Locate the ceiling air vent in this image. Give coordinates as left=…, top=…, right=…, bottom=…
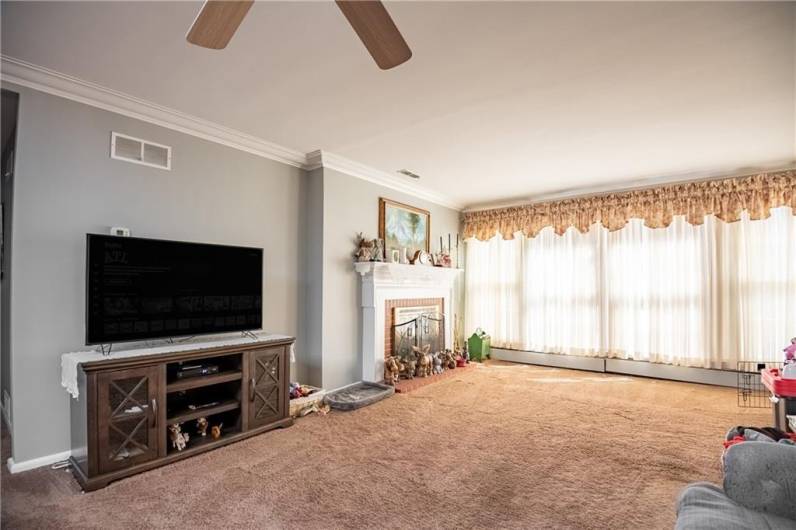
left=110, top=132, right=171, bottom=170
left=397, top=169, right=420, bottom=179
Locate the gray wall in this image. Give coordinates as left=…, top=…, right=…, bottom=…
left=300, top=167, right=324, bottom=387
left=4, top=82, right=306, bottom=463
left=319, top=168, right=462, bottom=390
left=2, top=82, right=464, bottom=462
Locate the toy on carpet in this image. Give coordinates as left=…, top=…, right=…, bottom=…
left=299, top=402, right=331, bottom=417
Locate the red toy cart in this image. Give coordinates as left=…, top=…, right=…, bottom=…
left=761, top=368, right=796, bottom=432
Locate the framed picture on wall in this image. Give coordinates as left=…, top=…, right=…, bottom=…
left=379, top=198, right=430, bottom=260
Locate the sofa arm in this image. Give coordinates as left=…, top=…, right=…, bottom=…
left=723, top=441, right=796, bottom=521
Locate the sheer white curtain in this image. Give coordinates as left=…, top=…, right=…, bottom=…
left=604, top=216, right=716, bottom=366
left=465, top=207, right=796, bottom=368
left=522, top=226, right=601, bottom=356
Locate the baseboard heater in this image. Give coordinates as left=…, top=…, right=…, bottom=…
left=491, top=348, right=738, bottom=388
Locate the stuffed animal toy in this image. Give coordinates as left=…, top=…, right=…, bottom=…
left=456, top=352, right=467, bottom=368
left=443, top=349, right=457, bottom=369
left=432, top=352, right=444, bottom=374
left=168, top=423, right=188, bottom=451
left=196, top=417, right=208, bottom=437
left=412, top=345, right=433, bottom=377
left=383, top=355, right=402, bottom=386
left=784, top=337, right=796, bottom=364
left=210, top=423, right=223, bottom=440
left=401, top=358, right=417, bottom=379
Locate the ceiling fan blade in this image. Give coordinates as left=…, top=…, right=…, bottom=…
left=186, top=0, right=254, bottom=50
left=335, top=1, right=412, bottom=70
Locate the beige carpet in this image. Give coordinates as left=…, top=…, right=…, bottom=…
left=1, top=362, right=769, bottom=529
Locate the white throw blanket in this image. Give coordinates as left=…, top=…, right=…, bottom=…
left=61, top=332, right=295, bottom=399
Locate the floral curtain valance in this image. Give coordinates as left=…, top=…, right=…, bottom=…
left=462, top=170, right=796, bottom=241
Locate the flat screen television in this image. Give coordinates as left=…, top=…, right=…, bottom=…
left=86, top=234, right=263, bottom=345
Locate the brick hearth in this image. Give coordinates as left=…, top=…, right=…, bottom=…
left=393, top=362, right=476, bottom=393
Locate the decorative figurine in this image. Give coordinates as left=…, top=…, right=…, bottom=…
left=401, top=358, right=417, bottom=379
left=168, top=423, right=188, bottom=451
left=372, top=238, right=385, bottom=262
left=432, top=352, right=444, bottom=374
left=443, top=349, right=457, bottom=369
left=456, top=351, right=467, bottom=368
left=412, top=345, right=433, bottom=377
left=196, top=417, right=208, bottom=437
left=210, top=423, right=223, bottom=440
left=354, top=233, right=375, bottom=262
left=384, top=355, right=402, bottom=386
left=434, top=252, right=452, bottom=268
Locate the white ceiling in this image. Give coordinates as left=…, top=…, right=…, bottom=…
left=2, top=1, right=794, bottom=209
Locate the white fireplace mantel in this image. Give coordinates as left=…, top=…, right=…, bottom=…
left=355, top=262, right=462, bottom=382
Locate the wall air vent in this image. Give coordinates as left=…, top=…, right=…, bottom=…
left=110, top=132, right=171, bottom=170
left=397, top=169, right=420, bottom=179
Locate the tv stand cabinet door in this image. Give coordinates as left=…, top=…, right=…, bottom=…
left=96, top=366, right=161, bottom=474
left=247, top=346, right=286, bottom=429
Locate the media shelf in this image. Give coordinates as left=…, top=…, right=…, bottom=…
left=69, top=337, right=293, bottom=491
left=166, top=371, right=243, bottom=393
left=167, top=399, right=240, bottom=425
left=166, top=407, right=241, bottom=456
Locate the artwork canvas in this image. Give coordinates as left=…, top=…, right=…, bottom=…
left=379, top=198, right=430, bottom=259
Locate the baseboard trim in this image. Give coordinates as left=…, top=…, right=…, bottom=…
left=492, top=348, right=737, bottom=388
left=604, top=359, right=737, bottom=388
left=493, top=348, right=606, bottom=372
left=7, top=450, right=71, bottom=474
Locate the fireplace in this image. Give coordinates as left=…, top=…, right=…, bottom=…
left=355, top=262, right=462, bottom=382
left=385, top=299, right=444, bottom=359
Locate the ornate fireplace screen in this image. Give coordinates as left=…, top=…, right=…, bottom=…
left=392, top=309, right=445, bottom=358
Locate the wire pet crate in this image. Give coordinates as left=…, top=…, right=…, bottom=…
left=737, top=361, right=784, bottom=408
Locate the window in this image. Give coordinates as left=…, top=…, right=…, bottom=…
left=465, top=208, right=796, bottom=368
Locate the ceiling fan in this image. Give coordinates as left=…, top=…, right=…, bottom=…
left=186, top=0, right=412, bottom=70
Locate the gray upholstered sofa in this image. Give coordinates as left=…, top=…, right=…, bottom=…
left=676, top=441, right=796, bottom=529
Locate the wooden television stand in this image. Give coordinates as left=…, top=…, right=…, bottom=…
left=69, top=337, right=294, bottom=491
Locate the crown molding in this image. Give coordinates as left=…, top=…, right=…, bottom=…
left=1, top=55, right=307, bottom=168
left=305, top=150, right=465, bottom=210
left=462, top=161, right=796, bottom=212
left=1, top=55, right=463, bottom=211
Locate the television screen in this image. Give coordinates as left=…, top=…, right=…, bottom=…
left=86, top=234, right=262, bottom=345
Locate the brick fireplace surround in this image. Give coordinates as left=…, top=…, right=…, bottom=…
left=384, top=298, right=444, bottom=359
